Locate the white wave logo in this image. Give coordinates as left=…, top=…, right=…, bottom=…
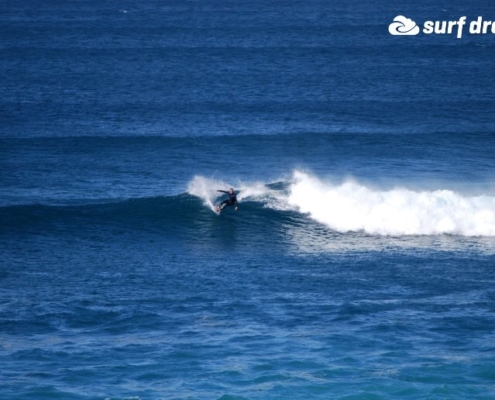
left=389, top=15, right=420, bottom=36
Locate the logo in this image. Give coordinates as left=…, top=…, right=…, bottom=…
left=389, top=15, right=495, bottom=38
left=389, top=15, right=420, bottom=36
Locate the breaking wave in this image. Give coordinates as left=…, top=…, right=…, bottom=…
left=4, top=171, right=494, bottom=239
left=287, top=171, right=495, bottom=236
left=189, top=171, right=495, bottom=237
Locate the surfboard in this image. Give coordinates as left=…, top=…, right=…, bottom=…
left=210, top=202, right=222, bottom=215
left=203, top=197, right=219, bottom=214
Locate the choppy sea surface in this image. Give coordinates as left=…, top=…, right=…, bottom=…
left=1, top=1, right=495, bottom=399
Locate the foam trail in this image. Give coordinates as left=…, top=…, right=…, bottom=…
left=288, top=171, right=495, bottom=236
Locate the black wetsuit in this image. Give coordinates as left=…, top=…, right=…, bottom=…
left=218, top=190, right=238, bottom=210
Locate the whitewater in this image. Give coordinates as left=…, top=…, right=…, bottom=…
left=188, top=171, right=495, bottom=237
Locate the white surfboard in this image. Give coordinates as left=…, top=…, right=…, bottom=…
left=205, top=198, right=220, bottom=214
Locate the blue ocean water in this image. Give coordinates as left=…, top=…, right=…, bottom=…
left=1, top=1, right=495, bottom=399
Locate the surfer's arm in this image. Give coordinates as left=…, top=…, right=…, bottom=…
left=217, top=190, right=228, bottom=194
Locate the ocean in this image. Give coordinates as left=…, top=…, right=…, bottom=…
left=1, top=1, right=495, bottom=399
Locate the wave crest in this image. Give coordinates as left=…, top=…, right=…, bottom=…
left=288, top=171, right=495, bottom=236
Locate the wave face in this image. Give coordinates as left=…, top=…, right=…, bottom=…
left=287, top=171, right=495, bottom=236
left=187, top=171, right=495, bottom=237
left=3, top=171, right=495, bottom=240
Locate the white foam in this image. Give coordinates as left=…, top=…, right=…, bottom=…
left=187, top=176, right=227, bottom=211
left=187, top=176, right=276, bottom=211
left=188, top=172, right=495, bottom=237
left=288, top=171, right=495, bottom=236
left=235, top=182, right=269, bottom=202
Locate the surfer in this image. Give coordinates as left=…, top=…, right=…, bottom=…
left=216, top=188, right=238, bottom=212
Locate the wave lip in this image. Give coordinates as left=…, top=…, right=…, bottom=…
left=288, top=171, right=495, bottom=237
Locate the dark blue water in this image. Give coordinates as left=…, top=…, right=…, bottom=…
left=1, top=1, right=495, bottom=399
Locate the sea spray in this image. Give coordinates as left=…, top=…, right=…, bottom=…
left=187, top=175, right=280, bottom=209
left=187, top=176, right=228, bottom=210
left=188, top=172, right=495, bottom=237
left=288, top=171, right=495, bottom=236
